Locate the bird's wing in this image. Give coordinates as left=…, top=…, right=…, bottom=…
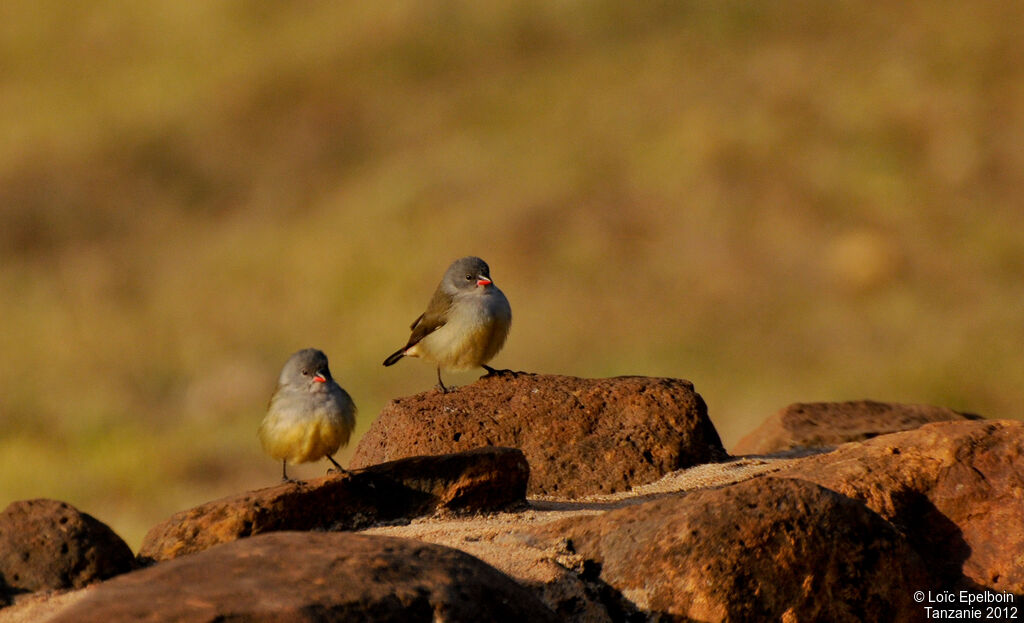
left=408, top=313, right=424, bottom=331
left=404, top=288, right=451, bottom=348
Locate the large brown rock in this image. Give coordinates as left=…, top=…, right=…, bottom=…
left=139, top=446, right=528, bottom=563
left=0, top=499, right=134, bottom=599
left=351, top=373, right=725, bottom=497
left=775, top=419, right=1024, bottom=593
left=51, top=532, right=558, bottom=623
left=732, top=400, right=983, bottom=455
left=534, top=478, right=934, bottom=622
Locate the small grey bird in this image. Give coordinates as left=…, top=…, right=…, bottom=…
left=383, top=256, right=512, bottom=392
left=258, top=348, right=357, bottom=481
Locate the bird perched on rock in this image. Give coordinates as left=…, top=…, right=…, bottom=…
left=258, top=348, right=356, bottom=481
left=383, top=256, right=512, bottom=392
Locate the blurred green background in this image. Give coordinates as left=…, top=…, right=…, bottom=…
left=1, top=1, right=1022, bottom=549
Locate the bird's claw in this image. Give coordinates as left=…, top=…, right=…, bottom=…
left=481, top=366, right=516, bottom=378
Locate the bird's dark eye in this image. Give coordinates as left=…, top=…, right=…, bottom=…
left=301, top=369, right=309, bottom=376
left=465, top=274, right=473, bottom=281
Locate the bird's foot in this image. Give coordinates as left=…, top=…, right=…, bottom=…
left=481, top=365, right=517, bottom=378
left=434, top=367, right=453, bottom=393
left=326, top=456, right=348, bottom=476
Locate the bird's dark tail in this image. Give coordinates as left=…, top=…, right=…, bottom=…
left=383, top=349, right=406, bottom=366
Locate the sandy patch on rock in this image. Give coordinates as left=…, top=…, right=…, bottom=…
left=360, top=456, right=806, bottom=586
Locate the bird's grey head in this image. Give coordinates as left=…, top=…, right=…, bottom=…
left=443, top=256, right=495, bottom=294
left=279, top=348, right=333, bottom=390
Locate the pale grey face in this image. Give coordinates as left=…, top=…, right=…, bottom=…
left=443, top=256, right=494, bottom=294
left=279, top=348, right=333, bottom=391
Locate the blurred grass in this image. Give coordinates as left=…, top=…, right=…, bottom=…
left=1, top=1, right=1022, bottom=549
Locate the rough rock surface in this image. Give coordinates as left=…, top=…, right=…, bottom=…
left=51, top=532, right=558, bottom=623
left=361, top=457, right=811, bottom=623
left=776, top=419, right=1024, bottom=593
left=733, top=399, right=983, bottom=455
left=351, top=372, right=726, bottom=497
left=534, top=477, right=934, bottom=623
left=0, top=499, right=134, bottom=599
left=139, top=446, right=528, bottom=563
left=7, top=399, right=1020, bottom=623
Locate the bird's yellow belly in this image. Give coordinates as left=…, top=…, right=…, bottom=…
left=412, top=323, right=493, bottom=370
left=258, top=412, right=348, bottom=464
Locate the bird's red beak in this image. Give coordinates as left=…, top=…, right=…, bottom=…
left=313, top=373, right=327, bottom=383
left=477, top=278, right=492, bottom=286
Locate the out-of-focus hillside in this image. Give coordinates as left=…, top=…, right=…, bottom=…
left=1, top=1, right=1022, bottom=548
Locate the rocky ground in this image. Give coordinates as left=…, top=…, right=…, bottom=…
left=1, top=373, right=1021, bottom=622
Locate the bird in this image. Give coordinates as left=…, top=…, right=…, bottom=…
left=383, top=256, right=512, bottom=392
left=258, top=348, right=357, bottom=481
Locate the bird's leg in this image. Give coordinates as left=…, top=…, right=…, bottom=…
left=435, top=367, right=450, bottom=393
left=281, top=459, right=293, bottom=483
left=326, top=455, right=348, bottom=475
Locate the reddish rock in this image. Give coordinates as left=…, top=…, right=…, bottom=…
left=535, top=478, right=934, bottom=622
left=351, top=373, right=725, bottom=497
left=732, top=400, right=982, bottom=455
left=0, top=499, right=134, bottom=596
left=138, top=446, right=528, bottom=563
left=775, top=419, right=1024, bottom=593
left=51, top=532, right=558, bottom=622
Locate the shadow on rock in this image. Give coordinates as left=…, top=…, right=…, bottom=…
left=138, top=446, right=529, bottom=563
